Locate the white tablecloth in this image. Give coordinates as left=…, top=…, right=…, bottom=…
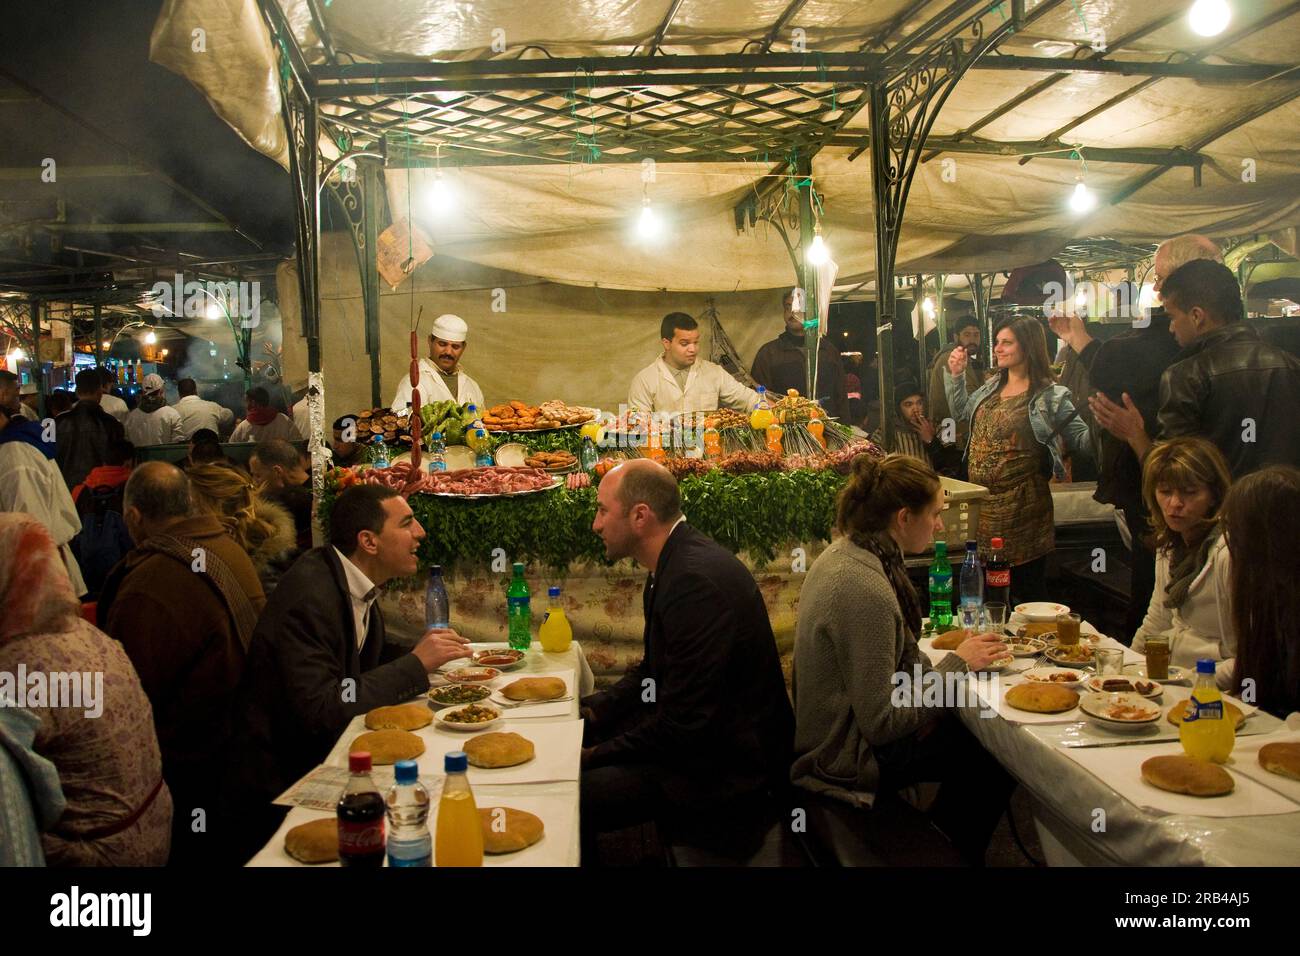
left=246, top=642, right=588, bottom=867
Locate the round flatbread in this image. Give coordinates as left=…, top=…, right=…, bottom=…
left=479, top=807, right=545, bottom=854
left=1258, top=742, right=1300, bottom=781
left=1166, top=699, right=1245, bottom=728
left=1141, top=754, right=1234, bottom=796
left=1005, top=682, right=1079, bottom=714
left=284, top=818, right=339, bottom=864
left=364, top=702, right=433, bottom=731
left=932, top=628, right=972, bottom=651
left=349, top=729, right=425, bottom=765
left=502, top=677, right=566, bottom=701
left=464, top=732, right=535, bottom=769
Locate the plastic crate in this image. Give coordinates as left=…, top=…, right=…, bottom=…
left=938, top=475, right=988, bottom=551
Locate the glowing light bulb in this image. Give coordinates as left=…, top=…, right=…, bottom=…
left=1069, top=181, right=1096, bottom=214
left=101, top=340, right=111, bottom=349
left=428, top=169, right=456, bottom=215
left=1188, top=0, right=1231, bottom=37
left=144, top=330, right=157, bottom=345
left=637, top=197, right=662, bottom=240
left=6, top=348, right=26, bottom=365
left=806, top=233, right=829, bottom=266
left=922, top=297, right=935, bottom=317
left=205, top=300, right=224, bottom=320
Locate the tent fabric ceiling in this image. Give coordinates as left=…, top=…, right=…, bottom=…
left=150, top=0, right=1300, bottom=290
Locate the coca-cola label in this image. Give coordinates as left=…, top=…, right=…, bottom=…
left=339, top=819, right=385, bottom=854
left=986, top=569, right=1010, bottom=587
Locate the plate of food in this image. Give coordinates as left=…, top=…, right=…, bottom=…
left=471, top=647, right=527, bottom=670
left=1020, top=667, right=1088, bottom=688
left=435, top=703, right=503, bottom=732
left=1085, top=675, right=1162, bottom=698
left=1078, top=692, right=1162, bottom=727
left=1044, top=643, right=1095, bottom=666
left=1123, top=662, right=1189, bottom=684
left=975, top=654, right=1016, bottom=672
left=1014, top=601, right=1070, bottom=622
left=444, top=666, right=502, bottom=684
left=1005, top=638, right=1047, bottom=658
left=428, top=684, right=493, bottom=707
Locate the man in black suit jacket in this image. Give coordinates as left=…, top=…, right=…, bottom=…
left=581, top=460, right=794, bottom=851
left=224, top=484, right=469, bottom=856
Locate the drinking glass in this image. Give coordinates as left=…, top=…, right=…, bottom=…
left=959, top=604, right=980, bottom=632
left=1056, top=612, right=1082, bottom=647
left=982, top=602, right=1008, bottom=633
left=1094, top=648, right=1124, bottom=676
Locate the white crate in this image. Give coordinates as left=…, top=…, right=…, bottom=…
left=938, top=475, right=989, bottom=552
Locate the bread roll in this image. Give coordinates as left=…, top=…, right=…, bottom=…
left=1166, top=699, right=1245, bottom=728
left=284, top=818, right=339, bottom=864
left=464, top=732, right=535, bottom=768
left=1141, top=754, right=1234, bottom=796
left=1005, top=683, right=1078, bottom=714
left=932, top=629, right=972, bottom=651
left=1258, top=742, right=1300, bottom=781
left=479, top=806, right=545, bottom=854
left=502, top=676, right=566, bottom=701
left=349, top=729, right=425, bottom=765
left=365, top=702, right=433, bottom=731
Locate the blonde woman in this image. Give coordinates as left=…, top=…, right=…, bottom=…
left=186, top=463, right=297, bottom=584
left=1132, top=438, right=1235, bottom=687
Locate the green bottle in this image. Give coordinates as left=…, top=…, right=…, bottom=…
left=928, top=540, right=954, bottom=630
left=507, top=562, right=531, bottom=651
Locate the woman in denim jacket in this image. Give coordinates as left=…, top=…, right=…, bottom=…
left=944, top=316, right=1092, bottom=601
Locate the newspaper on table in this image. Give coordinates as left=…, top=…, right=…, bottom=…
left=274, top=764, right=442, bottom=811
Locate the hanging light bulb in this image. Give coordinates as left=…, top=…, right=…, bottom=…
left=806, top=229, right=830, bottom=266
left=1188, top=0, right=1231, bottom=37
left=205, top=299, right=224, bottom=320
left=144, top=330, right=157, bottom=345
left=101, top=340, right=111, bottom=350
left=922, top=296, right=936, bottom=317
left=6, top=347, right=26, bottom=365
left=637, top=194, right=663, bottom=240
left=428, top=168, right=456, bottom=216
left=1068, top=179, right=1096, bottom=214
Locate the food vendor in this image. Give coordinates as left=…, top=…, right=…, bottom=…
left=389, top=313, right=486, bottom=413
left=750, top=289, right=849, bottom=419
left=628, top=312, right=759, bottom=414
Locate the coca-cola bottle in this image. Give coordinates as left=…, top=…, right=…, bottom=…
left=985, top=536, right=1011, bottom=608
left=337, top=751, right=385, bottom=867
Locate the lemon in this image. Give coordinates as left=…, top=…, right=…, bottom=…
left=580, top=422, right=606, bottom=444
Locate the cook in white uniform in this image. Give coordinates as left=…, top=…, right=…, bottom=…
left=628, top=312, right=759, bottom=414
left=389, top=313, right=486, bottom=414
left=123, top=373, right=185, bottom=447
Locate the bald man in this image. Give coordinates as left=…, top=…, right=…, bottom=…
left=580, top=460, right=793, bottom=857
left=98, top=461, right=266, bottom=865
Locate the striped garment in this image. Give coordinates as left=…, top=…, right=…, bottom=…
left=872, top=420, right=932, bottom=467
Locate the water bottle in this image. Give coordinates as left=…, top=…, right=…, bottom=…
left=370, top=434, right=390, bottom=469
left=385, top=759, right=431, bottom=867
left=507, top=562, right=531, bottom=651
left=580, top=437, right=598, bottom=473
left=473, top=428, right=493, bottom=467
left=424, top=565, right=449, bottom=630
left=427, top=431, right=446, bottom=473
left=958, top=539, right=983, bottom=629
left=928, top=540, right=954, bottom=630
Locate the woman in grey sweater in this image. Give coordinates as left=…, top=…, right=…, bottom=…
left=791, top=453, right=1015, bottom=864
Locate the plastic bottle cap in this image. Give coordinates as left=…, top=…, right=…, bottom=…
left=430, top=565, right=442, bottom=576
left=444, top=751, right=468, bottom=773
left=432, top=431, right=442, bottom=440
left=548, top=586, right=561, bottom=598
left=1196, top=658, right=1216, bottom=674
left=991, top=537, right=1004, bottom=548
left=513, top=562, right=525, bottom=573
left=349, top=752, right=372, bottom=773
left=934, top=540, right=947, bottom=553
left=966, top=540, right=978, bottom=550
left=394, top=759, right=418, bottom=784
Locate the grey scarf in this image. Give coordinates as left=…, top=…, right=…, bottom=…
left=1163, top=526, right=1220, bottom=610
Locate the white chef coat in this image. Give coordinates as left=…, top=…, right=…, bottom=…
left=390, top=359, right=485, bottom=414
left=174, top=394, right=235, bottom=439
left=0, top=441, right=87, bottom=596
left=628, top=356, right=759, bottom=414
left=123, top=406, right=186, bottom=447
left=99, top=393, right=129, bottom=422
left=229, top=413, right=302, bottom=444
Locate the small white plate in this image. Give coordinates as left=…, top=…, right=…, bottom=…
left=444, top=666, right=502, bottom=684
left=1078, top=691, right=1162, bottom=727
left=1085, top=675, right=1162, bottom=699
left=1015, top=601, right=1070, bottom=622
left=1021, top=667, right=1088, bottom=688
left=976, top=655, right=1016, bottom=672
left=1005, top=639, right=1046, bottom=658
left=443, top=445, right=477, bottom=470
left=1123, top=662, right=1189, bottom=684
left=493, top=442, right=528, bottom=467
left=470, top=647, right=528, bottom=671
left=434, top=703, right=502, bottom=732
left=1044, top=644, right=1096, bottom=667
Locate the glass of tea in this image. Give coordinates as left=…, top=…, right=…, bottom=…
left=1145, top=635, right=1170, bottom=680
left=1056, top=612, right=1082, bottom=647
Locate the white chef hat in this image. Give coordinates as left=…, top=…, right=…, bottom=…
left=429, top=313, right=468, bottom=343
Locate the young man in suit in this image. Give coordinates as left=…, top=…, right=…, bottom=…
left=225, top=484, right=469, bottom=857
left=581, top=459, right=794, bottom=859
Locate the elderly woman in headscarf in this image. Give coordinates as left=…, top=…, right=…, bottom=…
left=0, top=512, right=172, bottom=865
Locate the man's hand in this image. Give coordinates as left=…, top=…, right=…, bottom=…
left=411, top=627, right=471, bottom=672
left=1048, top=311, right=1093, bottom=355
left=914, top=413, right=936, bottom=444
left=952, top=633, right=1008, bottom=671
left=946, top=346, right=968, bottom=377
left=1089, top=392, right=1152, bottom=457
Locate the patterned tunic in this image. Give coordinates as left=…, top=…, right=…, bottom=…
left=967, top=392, right=1054, bottom=565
